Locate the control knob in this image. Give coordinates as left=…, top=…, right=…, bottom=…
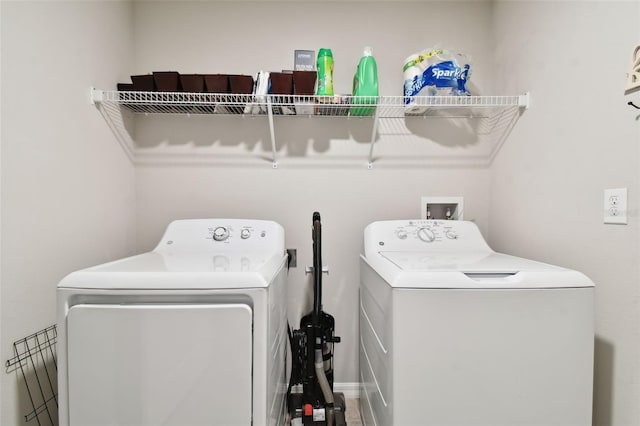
left=212, top=226, right=229, bottom=242
left=396, top=229, right=408, bottom=240
left=417, top=227, right=436, bottom=243
left=240, top=229, right=251, bottom=239
left=445, top=230, right=458, bottom=240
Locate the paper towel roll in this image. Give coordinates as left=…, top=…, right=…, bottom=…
left=403, top=48, right=472, bottom=114
left=403, top=49, right=441, bottom=114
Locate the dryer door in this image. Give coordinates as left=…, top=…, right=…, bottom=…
left=66, top=303, right=252, bottom=426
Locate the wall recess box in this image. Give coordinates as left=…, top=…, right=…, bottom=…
left=421, top=196, right=464, bottom=220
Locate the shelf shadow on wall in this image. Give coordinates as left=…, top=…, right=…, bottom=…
left=273, top=116, right=370, bottom=156
left=132, top=113, right=479, bottom=153
left=403, top=115, right=480, bottom=147
left=133, top=114, right=376, bottom=157
left=125, top=111, right=498, bottom=169
left=134, top=114, right=270, bottom=150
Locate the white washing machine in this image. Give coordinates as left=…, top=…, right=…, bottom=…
left=57, top=219, right=288, bottom=426
left=359, top=220, right=594, bottom=426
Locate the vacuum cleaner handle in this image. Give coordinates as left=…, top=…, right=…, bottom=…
left=312, top=212, right=322, bottom=326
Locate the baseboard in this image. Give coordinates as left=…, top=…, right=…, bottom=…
left=334, top=382, right=360, bottom=399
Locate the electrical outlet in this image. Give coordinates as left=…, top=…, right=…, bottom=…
left=604, top=188, right=627, bottom=224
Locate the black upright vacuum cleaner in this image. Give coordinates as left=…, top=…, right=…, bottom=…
left=288, top=212, right=347, bottom=426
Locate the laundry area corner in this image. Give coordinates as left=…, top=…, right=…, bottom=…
left=2, top=1, right=640, bottom=426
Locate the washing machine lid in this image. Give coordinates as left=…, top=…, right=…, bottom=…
left=365, top=250, right=594, bottom=289
left=58, top=251, right=287, bottom=290
left=379, top=250, right=559, bottom=272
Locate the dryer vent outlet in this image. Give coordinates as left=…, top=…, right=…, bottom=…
left=421, top=196, right=464, bottom=220
left=287, top=249, right=297, bottom=268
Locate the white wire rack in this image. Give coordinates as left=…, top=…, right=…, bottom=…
left=91, top=89, right=529, bottom=168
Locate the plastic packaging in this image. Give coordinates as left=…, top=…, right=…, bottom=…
left=316, top=48, right=334, bottom=97
left=403, top=48, right=472, bottom=113
left=351, top=46, right=379, bottom=116
left=245, top=71, right=269, bottom=114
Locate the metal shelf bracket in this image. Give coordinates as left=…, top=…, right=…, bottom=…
left=266, top=96, right=278, bottom=168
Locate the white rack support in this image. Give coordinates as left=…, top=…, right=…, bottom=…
left=90, top=89, right=530, bottom=168
left=91, top=88, right=136, bottom=162
left=266, top=96, right=277, bottom=168
left=367, top=106, right=381, bottom=169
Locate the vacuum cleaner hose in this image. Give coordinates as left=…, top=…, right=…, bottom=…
left=315, top=348, right=335, bottom=426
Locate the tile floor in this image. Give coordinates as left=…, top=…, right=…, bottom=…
left=344, top=399, right=363, bottom=425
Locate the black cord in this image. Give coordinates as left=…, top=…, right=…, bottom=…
left=628, top=101, right=640, bottom=109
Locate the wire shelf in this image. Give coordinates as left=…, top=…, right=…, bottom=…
left=90, top=88, right=529, bottom=168
left=94, top=90, right=527, bottom=119
left=5, top=325, right=58, bottom=426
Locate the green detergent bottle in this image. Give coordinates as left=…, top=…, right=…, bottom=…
left=316, top=48, right=334, bottom=97
left=351, top=46, right=379, bottom=116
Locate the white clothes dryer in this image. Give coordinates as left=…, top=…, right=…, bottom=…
left=359, top=220, right=594, bottom=426
left=57, top=219, right=288, bottom=426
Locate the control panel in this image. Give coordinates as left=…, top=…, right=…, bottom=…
left=209, top=224, right=262, bottom=243
left=363, top=220, right=491, bottom=258
left=154, top=219, right=284, bottom=255
left=393, top=221, right=459, bottom=243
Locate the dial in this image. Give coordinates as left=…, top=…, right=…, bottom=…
left=240, top=228, right=251, bottom=239
left=396, top=229, right=408, bottom=240
left=417, top=227, right=436, bottom=243
left=212, top=226, right=229, bottom=241
left=445, top=230, right=458, bottom=240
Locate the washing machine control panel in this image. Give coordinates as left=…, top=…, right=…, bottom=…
left=394, top=221, right=456, bottom=244
left=364, top=220, right=490, bottom=257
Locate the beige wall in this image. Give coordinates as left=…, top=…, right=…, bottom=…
left=490, top=1, right=640, bottom=425
left=0, top=1, right=136, bottom=424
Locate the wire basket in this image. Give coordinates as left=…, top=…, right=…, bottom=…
left=5, top=325, right=58, bottom=426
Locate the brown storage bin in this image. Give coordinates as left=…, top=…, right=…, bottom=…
left=130, top=74, right=155, bottom=91
left=293, top=71, right=317, bottom=95
left=229, top=75, right=254, bottom=94
left=269, top=72, right=293, bottom=95
left=117, top=83, right=134, bottom=91
left=180, top=74, right=204, bottom=92
left=203, top=74, right=230, bottom=93
left=227, top=75, right=253, bottom=114
left=201, top=74, right=229, bottom=114
left=153, top=71, right=181, bottom=92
